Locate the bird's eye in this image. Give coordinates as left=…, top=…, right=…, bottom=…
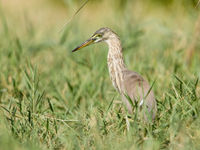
left=95, top=34, right=102, bottom=38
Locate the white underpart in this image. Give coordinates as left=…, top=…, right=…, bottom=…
left=139, top=99, right=144, bottom=107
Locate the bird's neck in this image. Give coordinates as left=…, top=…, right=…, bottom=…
left=106, top=36, right=126, bottom=92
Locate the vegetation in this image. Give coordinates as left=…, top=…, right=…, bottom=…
left=0, top=0, right=200, bottom=149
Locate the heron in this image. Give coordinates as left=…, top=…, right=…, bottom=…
left=72, top=27, right=157, bottom=121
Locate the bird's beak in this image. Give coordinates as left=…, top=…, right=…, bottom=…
left=72, top=38, right=95, bottom=52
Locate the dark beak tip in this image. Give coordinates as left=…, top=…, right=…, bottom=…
left=72, top=47, right=79, bottom=52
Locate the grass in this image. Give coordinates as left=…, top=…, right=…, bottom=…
left=0, top=0, right=200, bottom=149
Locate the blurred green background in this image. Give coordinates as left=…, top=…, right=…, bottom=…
left=0, top=0, right=200, bottom=149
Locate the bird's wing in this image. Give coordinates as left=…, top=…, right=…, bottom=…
left=122, top=69, right=157, bottom=115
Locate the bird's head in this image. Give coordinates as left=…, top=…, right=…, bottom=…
left=72, top=27, right=115, bottom=52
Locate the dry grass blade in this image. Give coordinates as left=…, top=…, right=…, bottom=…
left=196, top=0, right=200, bottom=8
left=58, top=0, right=90, bottom=33
left=185, top=14, right=200, bottom=65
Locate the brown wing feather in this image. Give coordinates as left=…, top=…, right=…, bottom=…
left=122, top=69, right=157, bottom=119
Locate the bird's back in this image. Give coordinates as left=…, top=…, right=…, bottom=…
left=121, top=69, right=157, bottom=119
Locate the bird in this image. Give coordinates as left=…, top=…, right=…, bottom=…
left=72, top=27, right=157, bottom=121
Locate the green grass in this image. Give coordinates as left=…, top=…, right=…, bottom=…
left=0, top=1, right=200, bottom=149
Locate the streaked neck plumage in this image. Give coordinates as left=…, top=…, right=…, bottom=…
left=106, top=33, right=126, bottom=92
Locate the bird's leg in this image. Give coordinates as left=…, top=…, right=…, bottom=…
left=125, top=115, right=130, bottom=131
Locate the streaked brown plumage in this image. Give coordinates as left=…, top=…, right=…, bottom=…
left=72, top=27, right=157, bottom=120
